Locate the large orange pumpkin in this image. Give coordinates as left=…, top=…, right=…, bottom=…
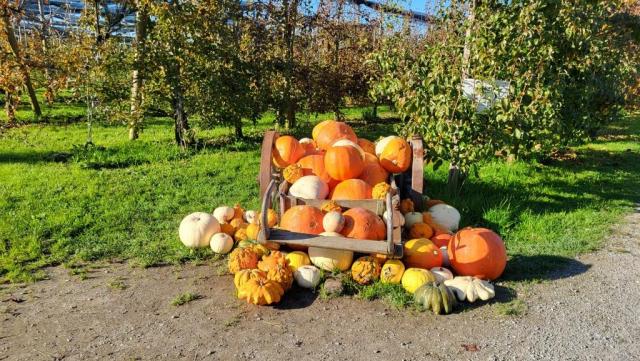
left=403, top=238, right=443, bottom=269
left=340, top=207, right=386, bottom=240
left=358, top=153, right=390, bottom=186
left=447, top=228, right=507, bottom=280
left=273, top=136, right=305, bottom=168
left=324, top=144, right=364, bottom=180
left=357, top=138, right=376, bottom=155
left=280, top=206, right=324, bottom=235
left=280, top=205, right=325, bottom=251
left=378, top=137, right=412, bottom=173
left=314, top=121, right=357, bottom=150
left=297, top=154, right=337, bottom=187
left=312, top=119, right=334, bottom=141
left=330, top=179, right=372, bottom=200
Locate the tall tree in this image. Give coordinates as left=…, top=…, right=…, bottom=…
left=128, top=0, right=150, bottom=140
left=1, top=3, right=42, bottom=118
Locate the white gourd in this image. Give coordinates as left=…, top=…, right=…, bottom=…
left=213, top=206, right=235, bottom=224
left=294, top=265, right=321, bottom=288
left=323, top=211, right=345, bottom=232
left=289, top=176, right=329, bottom=199
left=428, top=204, right=461, bottom=232
left=404, top=212, right=423, bottom=229
left=209, top=233, right=234, bottom=254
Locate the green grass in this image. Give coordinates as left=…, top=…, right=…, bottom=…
left=1, top=96, right=639, bottom=285
left=170, top=291, right=201, bottom=306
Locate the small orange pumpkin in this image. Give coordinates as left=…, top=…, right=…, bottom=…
left=379, top=137, right=412, bottom=173
left=358, top=153, right=389, bottom=186
left=324, top=144, right=365, bottom=180
left=330, top=179, right=372, bottom=200
left=297, top=154, right=337, bottom=187
left=430, top=233, right=452, bottom=248
left=273, top=136, right=305, bottom=168
left=341, top=207, right=386, bottom=240
left=403, top=238, right=443, bottom=269
left=409, top=223, right=434, bottom=239
left=357, top=138, right=376, bottom=155
left=399, top=199, right=414, bottom=214
left=313, top=121, right=357, bottom=150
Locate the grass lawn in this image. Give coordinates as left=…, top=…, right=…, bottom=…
left=1, top=99, right=639, bottom=286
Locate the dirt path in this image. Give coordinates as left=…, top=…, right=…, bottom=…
left=2, top=212, right=639, bottom=361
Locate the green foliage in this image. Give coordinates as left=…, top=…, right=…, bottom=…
left=0, top=110, right=638, bottom=284
left=372, top=0, right=633, bottom=174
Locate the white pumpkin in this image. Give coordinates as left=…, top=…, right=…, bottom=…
left=383, top=209, right=405, bottom=228
left=179, top=212, right=220, bottom=248
left=294, top=265, right=322, bottom=289
left=331, top=139, right=365, bottom=159
left=375, top=135, right=402, bottom=157
left=428, top=204, right=461, bottom=232
left=444, top=276, right=496, bottom=302
left=213, top=206, right=235, bottom=224
left=323, top=211, right=345, bottom=233
left=289, top=176, right=329, bottom=199
left=209, top=233, right=234, bottom=254
left=430, top=267, right=454, bottom=282
left=404, top=212, right=423, bottom=229
left=440, top=246, right=450, bottom=267
left=308, top=246, right=353, bottom=271
left=244, top=210, right=258, bottom=224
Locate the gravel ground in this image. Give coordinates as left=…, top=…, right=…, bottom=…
left=1, top=211, right=639, bottom=361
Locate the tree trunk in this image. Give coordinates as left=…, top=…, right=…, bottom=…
left=4, top=87, right=18, bottom=124
left=37, top=0, right=54, bottom=105
left=282, top=0, right=299, bottom=130
left=128, top=3, right=150, bottom=141
left=234, top=117, right=244, bottom=139
left=1, top=11, right=42, bottom=118
left=447, top=164, right=467, bottom=195
left=165, top=63, right=190, bottom=148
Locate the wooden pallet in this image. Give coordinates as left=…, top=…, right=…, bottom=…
left=256, top=130, right=424, bottom=257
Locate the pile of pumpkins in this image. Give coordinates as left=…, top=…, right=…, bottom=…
left=274, top=119, right=413, bottom=201
left=176, top=120, right=508, bottom=313
left=178, top=197, right=507, bottom=313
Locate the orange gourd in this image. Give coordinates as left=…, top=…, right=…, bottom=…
left=313, top=121, right=357, bottom=150
left=358, top=153, right=390, bottom=186
left=357, top=138, right=376, bottom=155
left=399, top=199, right=414, bottom=214
left=409, top=223, right=434, bottom=239
left=258, top=251, right=288, bottom=272
left=324, top=144, right=364, bottom=180
left=379, top=137, right=412, bottom=173
left=340, top=207, right=386, bottom=240
left=272, top=136, right=305, bottom=168
left=430, top=233, right=452, bottom=248
left=403, top=238, right=443, bottom=269
left=330, top=179, right=372, bottom=200
left=447, top=228, right=507, bottom=280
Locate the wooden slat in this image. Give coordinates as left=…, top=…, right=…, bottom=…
left=258, top=131, right=278, bottom=200
left=409, top=136, right=424, bottom=211
left=280, top=196, right=385, bottom=215
left=267, top=229, right=400, bottom=255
